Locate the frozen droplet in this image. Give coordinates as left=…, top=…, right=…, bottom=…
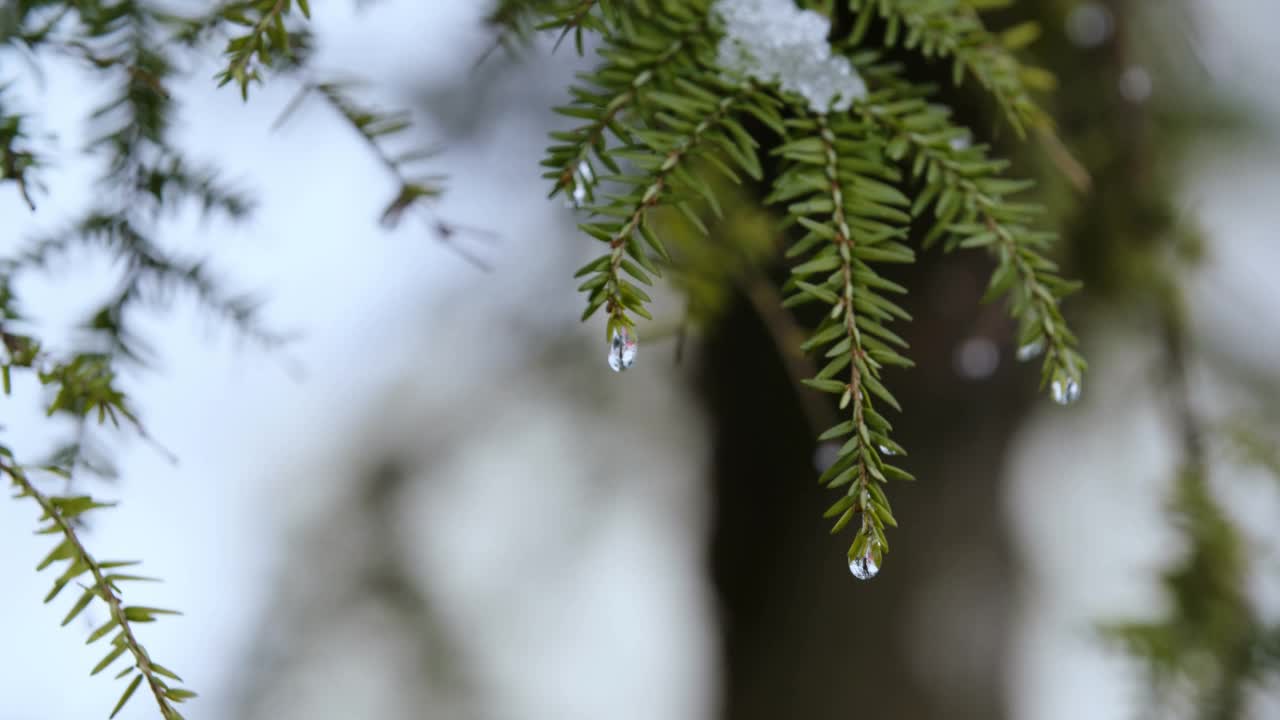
left=1119, top=65, right=1152, bottom=103
left=1051, top=377, right=1082, bottom=405
left=1016, top=339, right=1045, bottom=362
left=848, top=545, right=880, bottom=580
left=608, top=327, right=638, bottom=372
left=1065, top=2, right=1113, bottom=48
left=954, top=337, right=999, bottom=380
left=567, top=161, right=593, bottom=209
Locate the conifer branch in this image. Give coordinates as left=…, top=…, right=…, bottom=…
left=479, top=0, right=620, bottom=60
left=216, top=0, right=310, bottom=100
left=1103, top=284, right=1265, bottom=717
left=544, top=26, right=703, bottom=202
left=305, top=82, right=444, bottom=222
left=548, top=0, right=600, bottom=52
left=538, top=0, right=657, bottom=54
left=847, top=0, right=1090, bottom=189
left=849, top=0, right=1049, bottom=135
left=0, top=9, right=286, bottom=710
left=606, top=86, right=748, bottom=330
left=856, top=89, right=1085, bottom=394
left=547, top=0, right=1086, bottom=567
left=770, top=110, right=914, bottom=569
left=18, top=214, right=283, bottom=350
left=819, top=114, right=876, bottom=556
left=0, top=0, right=1097, bottom=612
left=4, top=461, right=193, bottom=719
left=273, top=81, right=490, bottom=269
left=549, top=3, right=747, bottom=337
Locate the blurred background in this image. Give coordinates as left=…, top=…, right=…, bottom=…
left=1, top=1, right=1278, bottom=718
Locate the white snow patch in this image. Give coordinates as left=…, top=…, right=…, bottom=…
left=713, top=0, right=867, bottom=113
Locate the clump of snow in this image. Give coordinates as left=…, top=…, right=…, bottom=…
left=713, top=0, right=868, bottom=113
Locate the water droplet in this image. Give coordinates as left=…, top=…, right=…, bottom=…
left=1016, top=339, right=1045, bottom=362
left=567, top=161, right=593, bottom=209
left=877, top=444, right=895, bottom=456
left=608, top=327, right=638, bottom=372
left=848, top=545, right=880, bottom=580
left=1051, top=377, right=1082, bottom=405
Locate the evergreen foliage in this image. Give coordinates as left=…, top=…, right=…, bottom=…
left=1010, top=1, right=1280, bottom=712
left=0, top=3, right=307, bottom=715
left=3, top=0, right=1274, bottom=717
left=7, top=460, right=194, bottom=718
left=1, top=3, right=1088, bottom=710
left=527, top=0, right=1082, bottom=572
left=0, top=1, right=416, bottom=715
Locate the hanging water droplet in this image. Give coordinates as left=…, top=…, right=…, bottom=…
left=1051, top=377, right=1082, bottom=405
left=848, top=545, right=880, bottom=580
left=566, top=161, right=593, bottom=209
left=608, top=327, right=638, bottom=372
left=1016, top=339, right=1045, bottom=362
left=878, top=444, right=896, bottom=456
